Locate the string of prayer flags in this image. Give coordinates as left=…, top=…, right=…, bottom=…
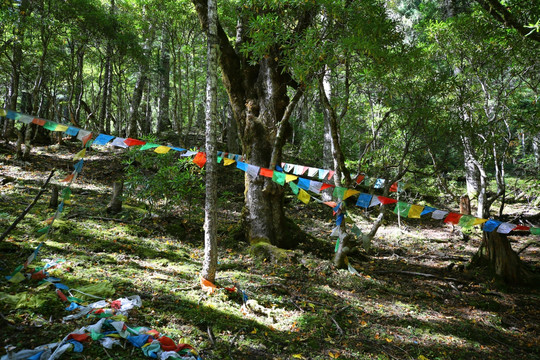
left=431, top=210, right=448, bottom=220
left=482, top=219, right=501, bottom=232
left=444, top=212, right=463, bottom=225
left=407, top=204, right=424, bottom=218
left=153, top=146, right=171, bottom=154
left=394, top=202, right=411, bottom=216
left=356, top=193, right=372, bottom=208
left=192, top=152, right=207, bottom=168
left=272, top=171, right=286, bottom=186
left=298, top=189, right=310, bottom=204
left=496, top=222, right=517, bottom=234
left=92, top=134, right=115, bottom=146
left=378, top=196, right=398, bottom=205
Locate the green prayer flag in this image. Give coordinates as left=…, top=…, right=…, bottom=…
left=140, top=143, right=159, bottom=150
left=90, top=331, right=105, bottom=341
left=531, top=227, right=540, bottom=235
left=217, top=156, right=222, bottom=163
left=66, top=296, right=85, bottom=303
left=335, top=238, right=340, bottom=252
left=272, top=171, right=286, bottom=186
left=44, top=121, right=58, bottom=131
left=37, top=226, right=50, bottom=234
left=394, top=201, right=411, bottom=216
left=62, top=187, right=71, bottom=200
left=289, top=181, right=299, bottom=195
left=458, top=215, right=476, bottom=228
left=333, top=187, right=347, bottom=200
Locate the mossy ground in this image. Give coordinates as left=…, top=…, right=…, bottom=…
left=0, top=142, right=539, bottom=360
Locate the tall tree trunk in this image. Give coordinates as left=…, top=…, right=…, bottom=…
left=470, top=230, right=527, bottom=284
left=201, top=0, right=219, bottom=283
left=156, top=25, right=171, bottom=134
left=532, top=133, right=540, bottom=166
left=321, top=66, right=334, bottom=201
left=127, top=66, right=147, bottom=138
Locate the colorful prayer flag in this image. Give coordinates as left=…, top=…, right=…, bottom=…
left=123, top=138, right=146, bottom=146
left=92, top=134, right=115, bottom=146
left=320, top=183, right=334, bottom=191
left=378, top=196, right=398, bottom=205
left=193, top=152, right=207, bottom=168
left=318, top=169, right=329, bottom=180
left=73, top=148, right=86, bottom=160
left=19, top=115, right=33, bottom=124
left=420, top=206, right=436, bottom=216
left=285, top=174, right=298, bottom=183
left=298, top=189, right=310, bottom=204
left=431, top=210, right=448, bottom=220
left=247, top=164, right=260, bottom=178
left=223, top=158, right=235, bottom=166
left=389, top=182, right=398, bottom=192
left=53, top=124, right=69, bottom=132
left=374, top=178, right=385, bottom=189
left=298, top=178, right=310, bottom=190
left=408, top=204, right=424, bottom=218
left=260, top=168, right=273, bottom=177
left=457, top=215, right=476, bottom=228
left=343, top=189, right=360, bottom=200
left=482, top=219, right=502, bottom=232
left=289, top=181, right=299, bottom=195
left=356, top=175, right=365, bottom=184
left=356, top=193, right=372, bottom=208
left=496, top=222, right=517, bottom=234
left=307, top=167, right=318, bottom=177
left=154, top=146, right=171, bottom=154
left=32, top=118, right=46, bottom=126
left=531, top=227, right=540, bottom=235
left=444, top=212, right=462, bottom=225
left=309, top=181, right=323, bottom=193
left=272, top=171, right=286, bottom=186
left=369, top=196, right=381, bottom=207
left=140, top=143, right=159, bottom=150
left=333, top=187, right=347, bottom=200
left=44, top=121, right=58, bottom=131
left=394, top=202, right=411, bottom=216
left=65, top=126, right=79, bottom=136
left=236, top=161, right=247, bottom=171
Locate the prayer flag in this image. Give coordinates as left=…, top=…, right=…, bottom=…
left=496, top=222, right=517, bottom=234
left=369, top=196, right=381, bottom=207
left=308, top=167, right=318, bottom=177
left=327, top=170, right=335, bottom=180
left=82, top=132, right=93, bottom=147
left=300, top=166, right=308, bottom=175
left=363, top=177, right=372, bottom=186
left=19, top=114, right=33, bottom=124
left=330, top=226, right=341, bottom=237
left=408, top=204, right=424, bottom=218
left=289, top=181, right=299, bottom=195
left=65, top=126, right=79, bottom=136
left=181, top=150, right=197, bottom=157
left=389, top=182, right=398, bottom=192
left=123, top=138, right=146, bottom=146
left=92, top=134, right=115, bottom=146
left=531, top=227, right=540, bottom=235
left=356, top=193, right=372, bottom=208
left=154, top=146, right=171, bottom=154
left=272, top=171, right=286, bottom=185
left=420, top=206, right=436, bottom=216
left=318, top=169, right=329, bottom=180
left=320, top=183, right=334, bottom=191
left=53, top=124, right=68, bottom=132
left=298, top=178, right=310, bottom=190
left=140, top=143, right=159, bottom=150
left=0, top=109, right=6, bottom=116
left=324, top=201, right=337, bottom=208
left=309, top=181, right=323, bottom=193
left=73, top=148, right=86, bottom=160
left=284, top=163, right=294, bottom=172
left=236, top=161, right=247, bottom=171
left=444, top=212, right=462, bottom=225
left=293, top=165, right=303, bottom=175
left=260, top=168, right=273, bottom=177
left=110, top=137, right=127, bottom=148
left=223, top=158, right=235, bottom=166
left=397, top=182, right=405, bottom=193
left=351, top=225, right=362, bottom=237
left=431, top=210, right=448, bottom=220
left=394, top=202, right=411, bottom=216
left=247, top=164, right=260, bottom=178
left=44, top=121, right=58, bottom=131
left=356, top=174, right=365, bottom=184
left=335, top=238, right=340, bottom=252
left=77, top=129, right=91, bottom=142
left=457, top=215, right=476, bottom=228
left=333, top=187, right=347, bottom=200
left=336, top=213, right=344, bottom=226
left=193, top=152, right=207, bottom=168
left=285, top=174, right=298, bottom=183
left=60, top=173, right=74, bottom=183
left=32, top=118, right=46, bottom=126
left=73, top=159, right=84, bottom=173
left=472, top=218, right=487, bottom=226
left=344, top=189, right=360, bottom=200
left=6, top=110, right=20, bottom=119
left=512, top=225, right=530, bottom=231
left=298, top=189, right=310, bottom=204
left=217, top=156, right=223, bottom=163
left=171, top=147, right=186, bottom=152
left=62, top=188, right=71, bottom=200
left=378, top=196, right=398, bottom=205
left=374, top=178, right=385, bottom=189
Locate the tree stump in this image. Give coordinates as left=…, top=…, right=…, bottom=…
left=470, top=230, right=527, bottom=284
left=49, top=184, right=59, bottom=209
left=460, top=194, right=471, bottom=215
left=106, top=181, right=123, bottom=214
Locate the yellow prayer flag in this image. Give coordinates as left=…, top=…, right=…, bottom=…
left=223, top=158, right=236, bottom=166
left=0, top=109, right=6, bottom=117
left=298, top=189, right=310, bottom=204
left=73, top=148, right=86, bottom=160
left=343, top=189, right=360, bottom=200
left=53, top=124, right=69, bottom=132
left=154, top=146, right=171, bottom=154
left=285, top=174, right=298, bottom=183
left=408, top=204, right=424, bottom=218
left=473, top=218, right=487, bottom=226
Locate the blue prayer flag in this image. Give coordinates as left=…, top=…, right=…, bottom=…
left=92, top=134, right=115, bottom=146
left=297, top=177, right=311, bottom=190
left=356, top=193, right=372, bottom=208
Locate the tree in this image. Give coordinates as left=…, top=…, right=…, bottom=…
left=201, top=0, right=219, bottom=283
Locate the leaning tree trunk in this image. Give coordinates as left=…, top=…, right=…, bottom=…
left=470, top=230, right=527, bottom=284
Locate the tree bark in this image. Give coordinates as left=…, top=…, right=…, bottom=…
left=156, top=24, right=171, bottom=134
left=470, top=230, right=527, bottom=284
left=201, top=0, right=219, bottom=284
left=127, top=66, right=147, bottom=138
left=107, top=181, right=123, bottom=214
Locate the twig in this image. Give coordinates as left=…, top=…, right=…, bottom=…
left=0, top=169, right=55, bottom=242
left=330, top=305, right=349, bottom=336
left=290, top=298, right=305, bottom=313
left=517, top=241, right=538, bottom=255
left=229, top=326, right=247, bottom=360
left=374, top=270, right=467, bottom=284
left=207, top=325, right=216, bottom=346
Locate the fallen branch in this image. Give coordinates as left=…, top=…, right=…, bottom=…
left=517, top=241, right=539, bottom=255
left=374, top=270, right=467, bottom=284
left=0, top=169, right=55, bottom=242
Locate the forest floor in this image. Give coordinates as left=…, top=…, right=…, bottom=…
left=0, top=141, right=539, bottom=360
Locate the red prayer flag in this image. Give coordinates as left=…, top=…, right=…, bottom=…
left=327, top=170, right=335, bottom=180
left=320, top=183, right=335, bottom=191
left=82, top=132, right=93, bottom=147
left=32, top=118, right=46, bottom=126
left=444, top=212, right=463, bottom=225
left=389, top=182, right=398, bottom=192
left=323, top=201, right=337, bottom=208
left=124, top=138, right=146, bottom=146
left=512, top=225, right=530, bottom=231
left=192, top=152, right=207, bottom=168
left=378, top=196, right=398, bottom=205
left=67, top=333, right=90, bottom=342
left=56, top=289, right=68, bottom=302
left=60, top=173, right=74, bottom=182
left=356, top=175, right=365, bottom=184
left=260, top=168, right=274, bottom=178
